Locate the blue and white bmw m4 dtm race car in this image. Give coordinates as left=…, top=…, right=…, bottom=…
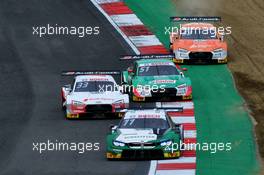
left=61, top=71, right=129, bottom=119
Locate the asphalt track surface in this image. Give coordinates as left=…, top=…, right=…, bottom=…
left=0, top=0, right=150, bottom=174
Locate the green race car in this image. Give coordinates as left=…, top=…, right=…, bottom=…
left=106, top=108, right=184, bottom=160
left=121, top=57, right=192, bottom=101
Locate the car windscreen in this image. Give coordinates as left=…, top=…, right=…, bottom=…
left=138, top=65, right=179, bottom=76
left=119, top=118, right=169, bottom=129
left=181, top=29, right=217, bottom=39
left=74, top=81, right=115, bottom=92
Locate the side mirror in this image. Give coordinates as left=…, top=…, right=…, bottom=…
left=128, top=68, right=133, bottom=73
left=174, top=123, right=180, bottom=128
left=170, top=33, right=179, bottom=42
left=64, top=84, right=72, bottom=92
left=109, top=124, right=117, bottom=133
left=180, top=72, right=184, bottom=77
left=128, top=68, right=135, bottom=76
left=172, top=123, right=180, bottom=132
left=174, top=123, right=183, bottom=131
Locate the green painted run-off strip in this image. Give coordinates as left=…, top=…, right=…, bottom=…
left=124, top=0, right=260, bottom=174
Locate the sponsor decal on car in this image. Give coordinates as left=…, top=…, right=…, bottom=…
left=152, top=80, right=176, bottom=84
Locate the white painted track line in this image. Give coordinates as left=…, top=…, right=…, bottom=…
left=90, top=0, right=140, bottom=54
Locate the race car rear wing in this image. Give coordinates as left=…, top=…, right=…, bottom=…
left=120, top=54, right=175, bottom=61
left=61, top=70, right=120, bottom=76
left=170, top=16, right=221, bottom=22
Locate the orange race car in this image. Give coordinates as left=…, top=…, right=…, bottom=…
left=169, top=17, right=228, bottom=64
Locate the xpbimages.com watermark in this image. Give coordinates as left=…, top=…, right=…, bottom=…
left=32, top=140, right=100, bottom=154
left=165, top=141, right=232, bottom=154
left=97, top=84, right=167, bottom=95
left=164, top=25, right=232, bottom=38
left=32, top=24, right=100, bottom=37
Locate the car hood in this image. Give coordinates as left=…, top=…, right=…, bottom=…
left=175, top=39, right=225, bottom=52
left=116, top=129, right=158, bottom=143
left=68, top=91, right=126, bottom=104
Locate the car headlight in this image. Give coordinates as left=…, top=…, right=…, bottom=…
left=160, top=140, right=172, bottom=147
left=113, top=99, right=125, bottom=109
left=141, top=87, right=151, bottom=96
left=175, top=48, right=189, bottom=59
left=213, top=48, right=223, bottom=52
left=177, top=84, right=186, bottom=89
left=113, top=141, right=125, bottom=147
left=178, top=48, right=188, bottom=53
left=136, top=85, right=151, bottom=97
left=176, top=84, right=187, bottom=95
left=72, top=100, right=85, bottom=106
left=113, top=99, right=124, bottom=104
left=213, top=48, right=227, bottom=59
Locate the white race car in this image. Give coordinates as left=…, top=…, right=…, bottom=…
left=61, top=71, right=129, bottom=119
